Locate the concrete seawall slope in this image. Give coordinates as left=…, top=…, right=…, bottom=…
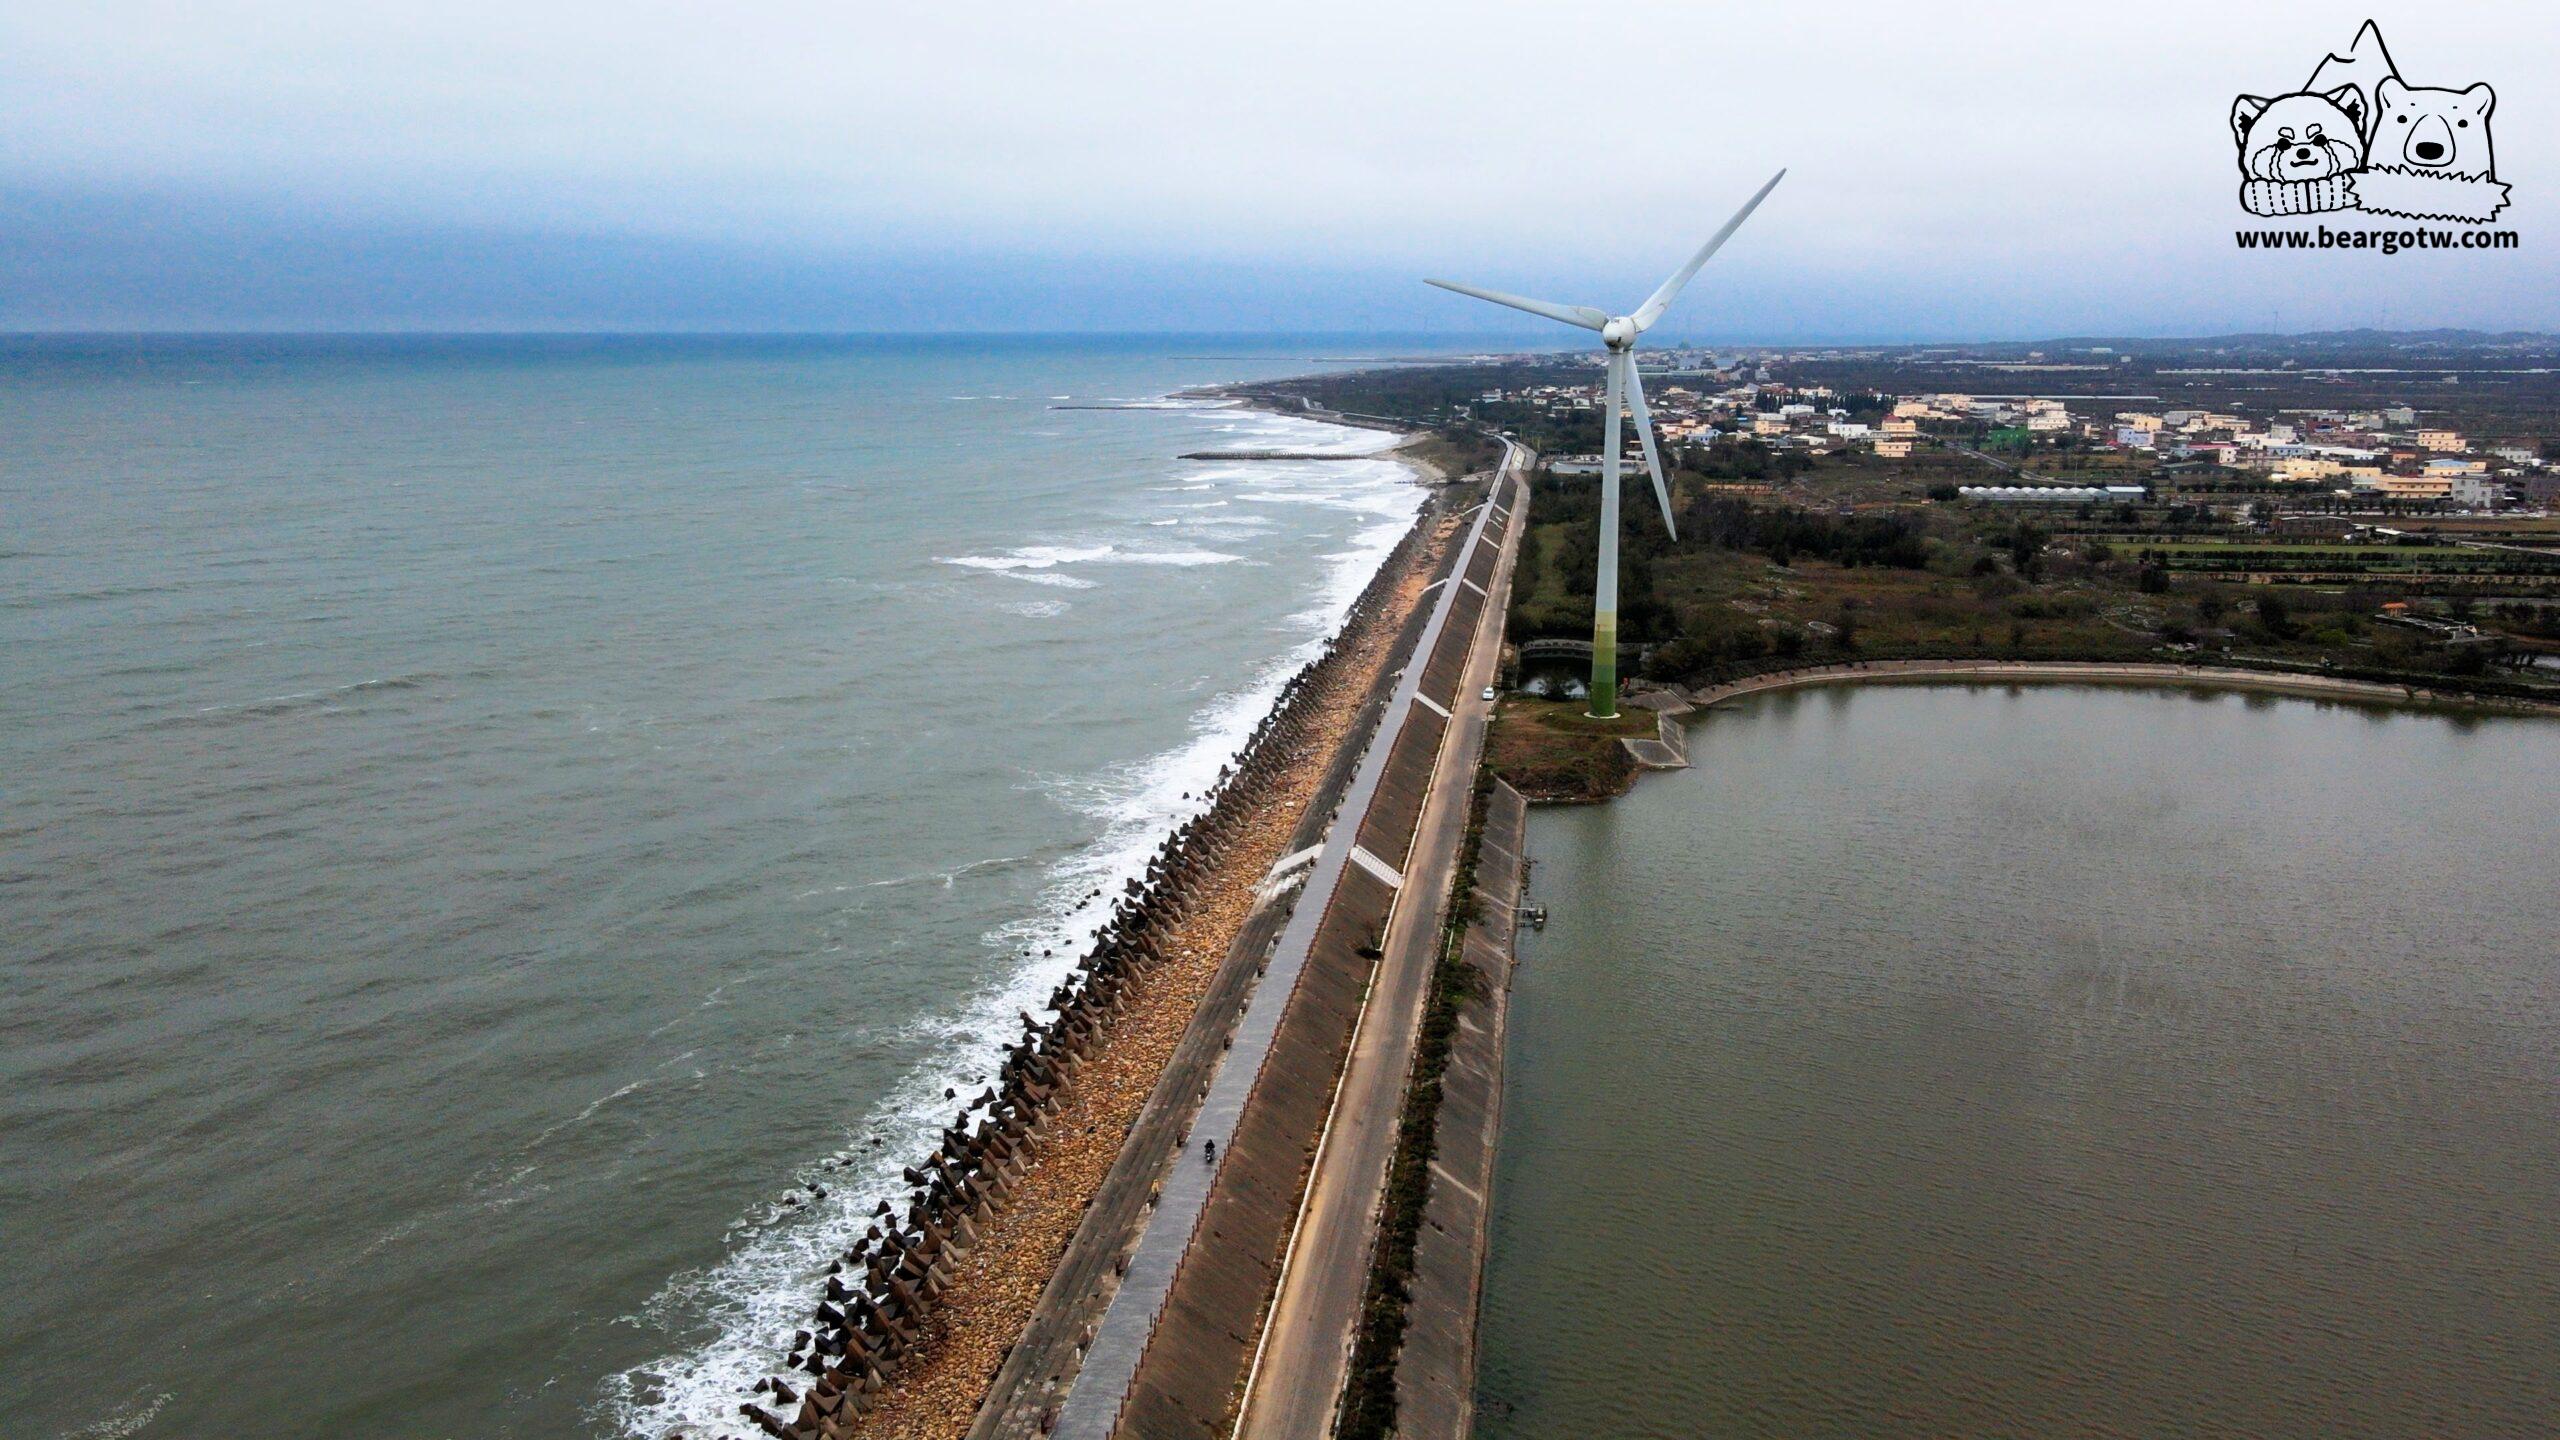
left=1390, top=781, right=1529, bottom=1440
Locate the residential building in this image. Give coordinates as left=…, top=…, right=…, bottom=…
left=2359, top=474, right=2456, bottom=501
left=2451, top=473, right=2508, bottom=509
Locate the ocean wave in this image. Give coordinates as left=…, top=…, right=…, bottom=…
left=939, top=544, right=1242, bottom=579
left=152, top=672, right=443, bottom=729
left=1107, top=548, right=1240, bottom=566
left=939, top=544, right=1111, bottom=573
left=522, top=1077, right=654, bottom=1153
left=864, top=853, right=1036, bottom=892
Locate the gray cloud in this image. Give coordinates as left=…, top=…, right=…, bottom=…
left=3, top=1, right=2554, bottom=333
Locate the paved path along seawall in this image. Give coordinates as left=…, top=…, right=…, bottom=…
left=1041, top=455, right=1526, bottom=1440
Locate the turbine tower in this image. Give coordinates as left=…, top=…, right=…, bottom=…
left=1428, top=169, right=1784, bottom=718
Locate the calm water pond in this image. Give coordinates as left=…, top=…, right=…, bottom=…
left=1479, top=682, right=2560, bottom=1439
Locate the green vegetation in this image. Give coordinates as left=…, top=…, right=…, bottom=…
left=1482, top=700, right=1656, bottom=801
left=1402, top=428, right=1505, bottom=482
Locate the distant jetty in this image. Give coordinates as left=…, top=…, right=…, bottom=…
left=1177, top=449, right=1381, bottom=461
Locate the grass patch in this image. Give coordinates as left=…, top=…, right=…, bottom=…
left=1482, top=699, right=1655, bottom=803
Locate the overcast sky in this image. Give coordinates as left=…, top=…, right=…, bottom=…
left=4, top=1, right=2556, bottom=337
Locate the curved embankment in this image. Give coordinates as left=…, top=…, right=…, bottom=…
left=726, top=494, right=1468, bottom=1440
left=1583, top=659, right=2560, bottom=791
left=1679, top=659, right=2560, bottom=715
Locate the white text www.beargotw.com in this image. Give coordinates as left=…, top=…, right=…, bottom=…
left=2236, top=226, right=2520, bottom=254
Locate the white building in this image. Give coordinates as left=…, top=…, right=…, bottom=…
left=1958, top=484, right=2146, bottom=503
left=2451, top=473, right=2508, bottom=509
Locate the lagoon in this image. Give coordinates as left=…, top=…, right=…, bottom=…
left=1479, top=682, right=2560, bottom=1439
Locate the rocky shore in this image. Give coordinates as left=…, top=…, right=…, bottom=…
left=723, top=493, right=1469, bottom=1440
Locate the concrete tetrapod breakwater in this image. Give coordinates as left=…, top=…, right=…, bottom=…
left=723, top=497, right=1468, bottom=1440
left=1034, top=463, right=1526, bottom=1440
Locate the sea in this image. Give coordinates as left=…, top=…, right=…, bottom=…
left=0, top=334, right=1465, bottom=1440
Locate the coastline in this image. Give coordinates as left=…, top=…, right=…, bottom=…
left=1195, top=385, right=1473, bottom=492
left=605, top=393, right=1443, bottom=1440
left=716, top=399, right=1474, bottom=1440
left=1068, top=459, right=1524, bottom=1440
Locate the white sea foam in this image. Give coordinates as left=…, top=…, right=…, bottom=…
left=63, top=1391, right=171, bottom=1440
left=939, top=543, right=1241, bottom=578
left=1106, top=548, right=1241, bottom=567
left=598, top=400, right=1421, bottom=1440
left=942, top=543, right=1115, bottom=571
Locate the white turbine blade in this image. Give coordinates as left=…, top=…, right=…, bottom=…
left=1622, top=357, right=1678, bottom=542
left=1629, top=168, right=1786, bottom=331
left=1424, top=278, right=1609, bottom=331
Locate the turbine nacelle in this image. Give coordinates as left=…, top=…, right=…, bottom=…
left=1601, top=316, right=1637, bottom=349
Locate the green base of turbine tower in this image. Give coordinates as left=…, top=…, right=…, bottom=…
left=1586, top=616, right=1618, bottom=719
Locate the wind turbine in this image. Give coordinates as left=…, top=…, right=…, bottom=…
left=1428, top=169, right=1784, bottom=718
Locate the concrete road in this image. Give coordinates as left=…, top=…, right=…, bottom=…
left=1231, top=448, right=1529, bottom=1440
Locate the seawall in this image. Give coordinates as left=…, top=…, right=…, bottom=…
left=960, top=499, right=1466, bottom=1440
left=1080, top=472, right=1522, bottom=1440
left=1388, top=779, right=1529, bottom=1440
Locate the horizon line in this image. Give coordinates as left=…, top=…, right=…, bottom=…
left=7, top=325, right=2555, bottom=347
